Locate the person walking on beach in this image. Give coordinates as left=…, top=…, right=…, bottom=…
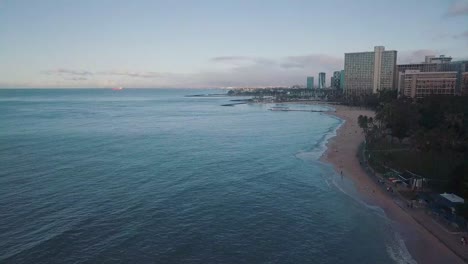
left=340, top=171, right=343, bottom=179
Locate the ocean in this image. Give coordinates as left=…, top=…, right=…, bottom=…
left=0, top=89, right=414, bottom=264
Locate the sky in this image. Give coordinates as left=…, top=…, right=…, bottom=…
left=0, top=0, right=467, bottom=88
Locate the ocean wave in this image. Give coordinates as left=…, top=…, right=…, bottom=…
left=327, top=171, right=417, bottom=264
left=326, top=174, right=417, bottom=264
left=295, top=116, right=344, bottom=161
left=2, top=91, right=415, bottom=263
left=386, top=231, right=417, bottom=264
left=295, top=112, right=417, bottom=264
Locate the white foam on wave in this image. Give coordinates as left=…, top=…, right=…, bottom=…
left=386, top=231, right=418, bottom=264
left=295, top=107, right=417, bottom=264
left=295, top=113, right=344, bottom=161
left=315, top=114, right=344, bottom=159
left=328, top=175, right=417, bottom=264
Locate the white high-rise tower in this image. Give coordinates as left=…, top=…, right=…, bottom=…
left=344, top=46, right=397, bottom=95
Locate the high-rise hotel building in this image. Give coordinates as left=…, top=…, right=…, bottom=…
left=397, top=55, right=468, bottom=96
left=344, top=46, right=397, bottom=95
left=306, top=76, right=314, bottom=89
left=318, top=72, right=326, bottom=88
left=331, top=71, right=341, bottom=89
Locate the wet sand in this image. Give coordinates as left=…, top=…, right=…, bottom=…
left=320, top=105, right=464, bottom=264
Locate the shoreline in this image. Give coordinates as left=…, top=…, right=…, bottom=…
left=319, top=104, right=465, bottom=264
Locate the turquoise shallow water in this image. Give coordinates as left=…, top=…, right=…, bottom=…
left=0, top=89, right=413, bottom=263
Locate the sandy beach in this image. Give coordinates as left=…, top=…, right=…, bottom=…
left=320, top=104, right=465, bottom=264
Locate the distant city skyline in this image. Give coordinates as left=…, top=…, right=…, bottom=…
left=1, top=0, right=467, bottom=88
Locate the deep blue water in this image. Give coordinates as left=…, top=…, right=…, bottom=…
left=0, top=89, right=413, bottom=263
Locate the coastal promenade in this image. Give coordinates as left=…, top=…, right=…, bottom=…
left=359, top=143, right=468, bottom=263
left=321, top=105, right=466, bottom=264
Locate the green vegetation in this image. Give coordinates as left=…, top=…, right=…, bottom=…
left=227, top=88, right=343, bottom=102
left=357, top=93, right=468, bottom=201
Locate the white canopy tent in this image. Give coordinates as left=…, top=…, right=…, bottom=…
left=440, top=193, right=464, bottom=204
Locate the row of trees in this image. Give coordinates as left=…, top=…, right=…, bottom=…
left=342, top=90, right=397, bottom=109
left=371, top=95, right=468, bottom=153
left=356, top=91, right=468, bottom=198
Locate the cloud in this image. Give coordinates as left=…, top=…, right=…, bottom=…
left=211, top=56, right=275, bottom=66
left=66, top=77, right=88, bottom=81
left=42, top=68, right=172, bottom=82
left=42, top=68, right=93, bottom=76
left=453, top=30, right=468, bottom=39
left=280, top=55, right=343, bottom=70
left=446, top=0, right=468, bottom=16
left=211, top=56, right=251, bottom=62
left=34, top=53, right=343, bottom=88
left=99, top=71, right=170, bottom=78
left=197, top=54, right=344, bottom=87
left=453, top=30, right=468, bottom=46
left=211, top=54, right=342, bottom=71
left=398, top=49, right=438, bottom=64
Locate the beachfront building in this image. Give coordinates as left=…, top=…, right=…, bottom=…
left=425, top=55, right=452, bottom=64
left=331, top=71, right=341, bottom=89
left=399, top=55, right=453, bottom=73
left=340, top=70, right=345, bottom=90
left=318, top=72, right=326, bottom=88
left=344, top=46, right=397, bottom=95
left=398, top=57, right=468, bottom=95
left=462, top=72, right=468, bottom=96
left=307, top=76, right=314, bottom=89
left=398, top=55, right=453, bottom=74
left=400, top=70, right=457, bottom=98
left=398, top=63, right=438, bottom=73
left=442, top=61, right=468, bottom=95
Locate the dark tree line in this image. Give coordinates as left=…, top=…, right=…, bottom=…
left=357, top=92, right=468, bottom=198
